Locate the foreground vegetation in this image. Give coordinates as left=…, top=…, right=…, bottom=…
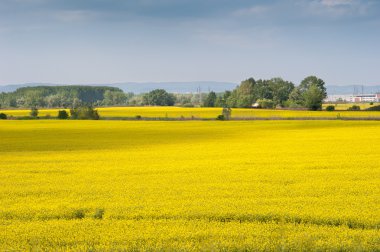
left=0, top=120, right=379, bottom=250
left=1, top=106, right=380, bottom=120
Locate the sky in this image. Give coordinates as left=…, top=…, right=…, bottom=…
left=0, top=0, right=379, bottom=86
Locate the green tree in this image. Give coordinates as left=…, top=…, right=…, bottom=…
left=203, top=91, right=217, bottom=107
left=70, top=106, right=99, bottom=120
left=217, top=107, right=232, bottom=120
left=142, top=89, right=175, bottom=106
left=57, top=110, right=69, bottom=119
left=299, top=76, right=327, bottom=99
left=303, top=84, right=325, bottom=110
left=268, top=78, right=295, bottom=106
left=0, top=86, right=125, bottom=109
left=103, top=90, right=127, bottom=106
left=227, top=77, right=295, bottom=108
left=214, top=91, right=230, bottom=107
left=222, top=107, right=232, bottom=120
left=289, top=76, right=326, bottom=109
left=288, top=88, right=304, bottom=107
left=226, top=78, right=256, bottom=108
left=174, top=93, right=193, bottom=107
left=253, top=79, right=271, bottom=101
left=30, top=107, right=39, bottom=118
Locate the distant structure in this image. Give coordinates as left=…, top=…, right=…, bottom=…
left=352, top=93, right=380, bottom=103
left=325, top=95, right=354, bottom=102
left=325, top=93, right=380, bottom=103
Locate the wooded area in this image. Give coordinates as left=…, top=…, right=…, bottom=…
left=0, top=76, right=327, bottom=110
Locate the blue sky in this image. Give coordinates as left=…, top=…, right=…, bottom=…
left=0, top=0, right=379, bottom=85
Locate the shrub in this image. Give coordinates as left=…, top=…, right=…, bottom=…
left=326, top=105, right=335, bottom=111
left=93, top=208, right=105, bottom=219
left=57, top=110, right=69, bottom=119
left=70, top=106, right=99, bottom=120
left=135, top=115, right=142, bottom=120
left=216, top=115, right=225, bottom=120
left=370, top=102, right=374, bottom=105
left=365, top=105, right=380, bottom=111
left=72, top=209, right=85, bottom=219
left=0, top=113, right=7, bottom=120
left=348, top=105, right=360, bottom=111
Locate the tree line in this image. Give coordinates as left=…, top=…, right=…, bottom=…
left=0, top=75, right=327, bottom=110
left=0, top=86, right=132, bottom=108
left=202, top=76, right=326, bottom=110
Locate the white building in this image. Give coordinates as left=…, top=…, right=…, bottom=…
left=325, top=93, right=380, bottom=103
left=352, top=93, right=380, bottom=103
left=325, top=95, right=353, bottom=102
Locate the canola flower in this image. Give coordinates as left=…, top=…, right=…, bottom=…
left=0, top=120, right=379, bottom=250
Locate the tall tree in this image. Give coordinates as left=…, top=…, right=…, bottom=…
left=299, top=76, right=327, bottom=99
left=227, top=78, right=256, bottom=108
left=203, top=91, right=217, bottom=107
left=289, top=75, right=327, bottom=110
left=268, top=78, right=295, bottom=106
left=303, top=84, right=325, bottom=110
left=142, top=89, right=176, bottom=106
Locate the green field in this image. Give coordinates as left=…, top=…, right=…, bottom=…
left=0, top=120, right=379, bottom=250
left=1, top=106, right=380, bottom=119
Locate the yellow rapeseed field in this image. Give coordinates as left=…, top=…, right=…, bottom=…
left=1, top=106, right=380, bottom=119
left=0, top=120, right=379, bottom=250
left=322, top=103, right=380, bottom=110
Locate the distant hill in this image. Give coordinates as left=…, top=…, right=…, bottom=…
left=0, top=82, right=238, bottom=94
left=0, top=83, right=60, bottom=93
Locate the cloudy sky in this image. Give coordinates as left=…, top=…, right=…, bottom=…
left=0, top=0, right=379, bottom=85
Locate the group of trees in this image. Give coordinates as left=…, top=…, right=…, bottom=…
left=202, top=75, right=327, bottom=110
left=0, top=76, right=327, bottom=111
left=69, top=106, right=99, bottom=120
left=142, top=89, right=175, bottom=106
left=133, top=76, right=326, bottom=110
left=0, top=86, right=130, bottom=108
left=288, top=76, right=327, bottom=110
left=222, top=77, right=295, bottom=108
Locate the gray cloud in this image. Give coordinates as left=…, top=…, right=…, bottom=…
left=0, top=0, right=379, bottom=85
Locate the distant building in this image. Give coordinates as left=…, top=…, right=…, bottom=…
left=325, top=95, right=353, bottom=102
left=352, top=93, right=380, bottom=103
left=325, top=93, right=380, bottom=103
